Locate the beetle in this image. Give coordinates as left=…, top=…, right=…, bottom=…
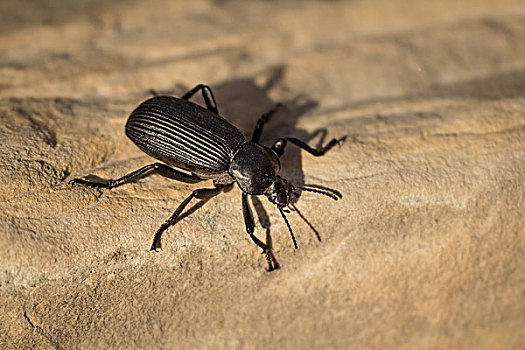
left=72, top=84, right=344, bottom=270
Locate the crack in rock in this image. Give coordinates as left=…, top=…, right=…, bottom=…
left=24, top=309, right=60, bottom=350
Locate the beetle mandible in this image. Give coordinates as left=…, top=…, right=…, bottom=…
left=72, top=84, right=344, bottom=270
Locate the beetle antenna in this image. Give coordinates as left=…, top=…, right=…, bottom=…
left=278, top=207, right=297, bottom=249
left=298, top=186, right=341, bottom=200
left=290, top=204, right=321, bottom=242
left=302, top=184, right=342, bottom=199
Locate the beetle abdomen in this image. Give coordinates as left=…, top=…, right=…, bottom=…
left=126, top=96, right=246, bottom=175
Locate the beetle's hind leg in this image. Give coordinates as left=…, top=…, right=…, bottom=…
left=181, top=84, right=219, bottom=114
left=151, top=183, right=230, bottom=251
left=71, top=163, right=202, bottom=189
left=242, top=193, right=280, bottom=271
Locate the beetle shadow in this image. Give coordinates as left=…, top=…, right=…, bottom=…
left=162, top=67, right=337, bottom=253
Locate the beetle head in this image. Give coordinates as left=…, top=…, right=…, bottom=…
left=265, top=176, right=295, bottom=208
left=265, top=177, right=343, bottom=251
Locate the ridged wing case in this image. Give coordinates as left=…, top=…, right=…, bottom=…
left=125, top=96, right=246, bottom=177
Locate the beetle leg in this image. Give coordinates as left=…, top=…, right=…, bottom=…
left=271, top=136, right=346, bottom=158
left=251, top=103, right=283, bottom=143
left=242, top=193, right=279, bottom=271
left=181, top=84, right=218, bottom=114
left=151, top=184, right=226, bottom=251
left=71, top=163, right=202, bottom=189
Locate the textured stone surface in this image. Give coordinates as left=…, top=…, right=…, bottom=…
left=1, top=1, right=524, bottom=349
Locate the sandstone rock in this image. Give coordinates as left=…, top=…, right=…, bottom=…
left=1, top=1, right=524, bottom=349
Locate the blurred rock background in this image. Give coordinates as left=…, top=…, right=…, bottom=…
left=0, top=0, right=524, bottom=349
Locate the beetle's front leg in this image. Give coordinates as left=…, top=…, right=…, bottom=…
left=271, top=136, right=346, bottom=158
left=242, top=193, right=279, bottom=271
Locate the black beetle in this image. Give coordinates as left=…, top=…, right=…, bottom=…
left=72, top=84, right=344, bottom=270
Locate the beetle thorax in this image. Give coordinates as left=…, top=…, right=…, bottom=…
left=229, top=143, right=280, bottom=195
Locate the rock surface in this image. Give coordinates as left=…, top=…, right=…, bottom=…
left=1, top=0, right=524, bottom=349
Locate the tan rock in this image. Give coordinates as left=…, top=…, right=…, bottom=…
left=1, top=1, right=524, bottom=349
